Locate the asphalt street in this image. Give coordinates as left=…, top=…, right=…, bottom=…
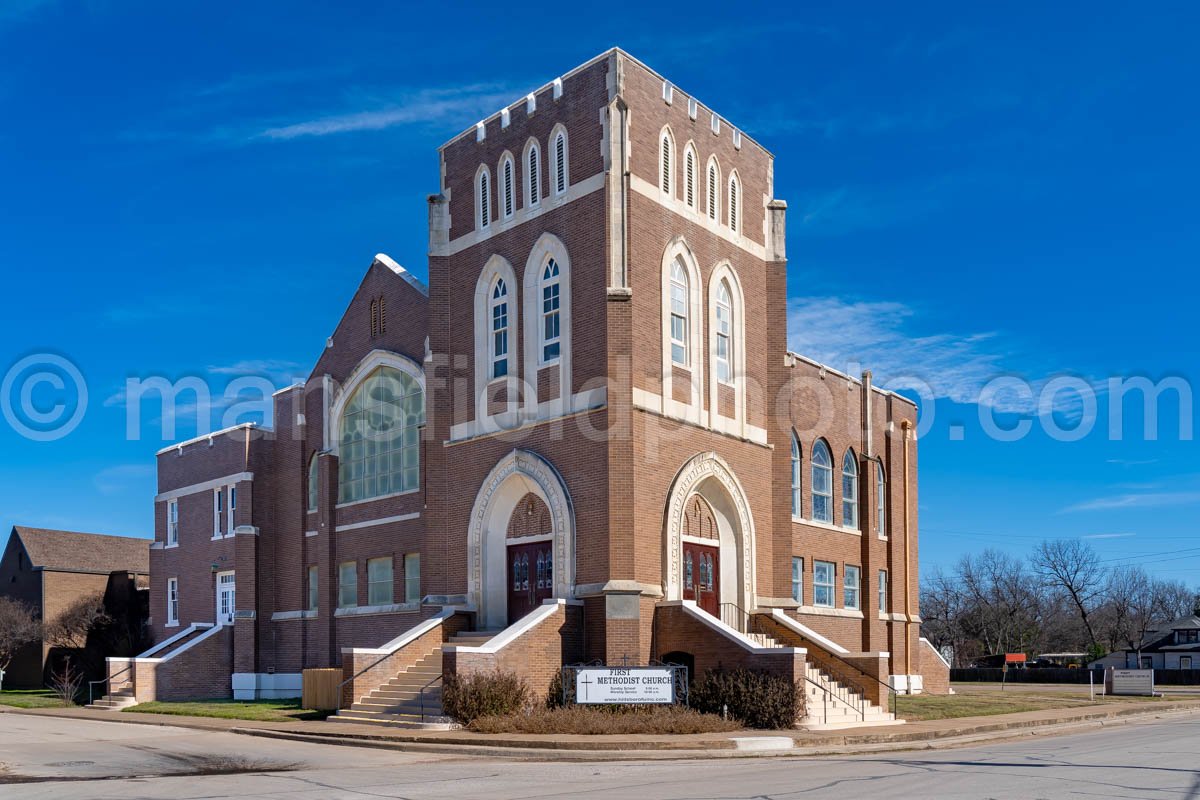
left=2, top=712, right=1199, bottom=799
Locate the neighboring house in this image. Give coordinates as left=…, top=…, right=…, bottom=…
left=0, top=526, right=150, bottom=687
left=142, top=47, right=947, bottom=712
left=1091, top=615, right=1200, bottom=670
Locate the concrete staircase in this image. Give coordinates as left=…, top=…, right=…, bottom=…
left=799, top=663, right=899, bottom=730
left=86, top=682, right=137, bottom=711
left=330, top=630, right=501, bottom=729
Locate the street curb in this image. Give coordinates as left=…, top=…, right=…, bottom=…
left=229, top=703, right=1200, bottom=761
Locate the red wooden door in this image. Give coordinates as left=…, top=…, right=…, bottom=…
left=682, top=542, right=719, bottom=617
left=507, top=541, right=554, bottom=625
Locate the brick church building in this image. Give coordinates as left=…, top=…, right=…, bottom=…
left=108, top=49, right=948, bottom=726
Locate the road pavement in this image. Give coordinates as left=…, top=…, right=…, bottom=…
left=2, top=711, right=1199, bottom=799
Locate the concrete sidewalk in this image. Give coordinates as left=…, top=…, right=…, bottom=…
left=7, top=698, right=1200, bottom=760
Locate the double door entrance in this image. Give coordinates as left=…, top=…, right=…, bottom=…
left=682, top=541, right=719, bottom=617
left=507, top=541, right=553, bottom=625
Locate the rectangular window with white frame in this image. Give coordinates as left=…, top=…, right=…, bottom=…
left=813, top=560, right=835, bottom=608
left=166, top=577, right=179, bottom=626
left=367, top=557, right=393, bottom=606
left=338, top=561, right=357, bottom=608
left=404, top=553, right=421, bottom=604
left=844, top=565, right=861, bottom=610
left=307, top=565, right=319, bottom=613
left=167, top=500, right=178, bottom=546
left=227, top=485, right=237, bottom=532
left=213, top=488, right=223, bottom=537
left=791, top=557, right=804, bottom=604
left=878, top=570, right=888, bottom=613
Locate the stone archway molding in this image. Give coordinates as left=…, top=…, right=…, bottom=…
left=467, top=449, right=575, bottom=626
left=663, top=451, right=756, bottom=608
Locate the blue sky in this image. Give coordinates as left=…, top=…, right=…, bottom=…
left=0, top=2, right=1196, bottom=583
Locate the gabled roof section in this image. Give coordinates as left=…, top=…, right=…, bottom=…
left=10, top=526, right=150, bottom=574
left=373, top=253, right=427, bottom=297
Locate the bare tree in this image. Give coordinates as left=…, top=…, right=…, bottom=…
left=1031, top=539, right=1106, bottom=649
left=1153, top=580, right=1198, bottom=621
left=49, top=659, right=83, bottom=706
left=43, top=592, right=108, bottom=651
left=0, top=597, right=41, bottom=691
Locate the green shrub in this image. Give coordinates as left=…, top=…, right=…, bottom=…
left=690, top=667, right=802, bottom=729
left=442, top=670, right=530, bottom=724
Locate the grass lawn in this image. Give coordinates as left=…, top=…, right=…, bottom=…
left=897, top=685, right=1192, bottom=722
left=0, top=689, right=65, bottom=709
left=123, top=698, right=333, bottom=723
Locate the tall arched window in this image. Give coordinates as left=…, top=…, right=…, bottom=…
left=715, top=280, right=732, bottom=383
left=552, top=128, right=568, bottom=195
left=338, top=366, right=423, bottom=503
left=876, top=462, right=886, bottom=538
left=728, top=171, right=741, bottom=233
left=842, top=449, right=859, bottom=529
left=490, top=278, right=510, bottom=379
left=669, top=260, right=689, bottom=366
left=660, top=129, right=674, bottom=196
left=525, top=140, right=540, bottom=208
left=684, top=145, right=697, bottom=210
left=499, top=155, right=515, bottom=219
left=307, top=454, right=319, bottom=512
left=477, top=167, right=491, bottom=230
left=811, top=440, right=833, bottom=523
left=706, top=157, right=720, bottom=221
left=540, top=259, right=561, bottom=363
left=790, top=433, right=802, bottom=517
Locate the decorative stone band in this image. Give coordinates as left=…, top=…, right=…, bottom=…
left=333, top=602, right=420, bottom=618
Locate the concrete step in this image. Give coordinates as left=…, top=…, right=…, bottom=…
left=331, top=709, right=456, bottom=730
left=352, top=700, right=444, bottom=715
left=368, top=688, right=441, bottom=702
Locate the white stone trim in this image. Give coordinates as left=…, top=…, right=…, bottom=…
left=154, top=472, right=253, bottom=503
left=467, top=449, right=575, bottom=629
left=522, top=233, right=573, bottom=417
left=662, top=452, right=756, bottom=610
left=435, top=172, right=603, bottom=258
left=796, top=605, right=866, bottom=620
left=630, top=175, right=767, bottom=260
left=497, top=150, right=516, bottom=222
left=632, top=387, right=768, bottom=446
left=305, top=530, right=318, bottom=538
left=522, top=137, right=541, bottom=211
left=334, top=602, right=420, bottom=617
left=921, top=637, right=952, bottom=669
left=792, top=516, right=863, bottom=537
left=658, top=124, right=676, bottom=198
left=765, top=608, right=850, bottom=655
left=573, top=580, right=663, bottom=598
left=334, top=487, right=420, bottom=510
left=155, top=423, right=259, bottom=456
left=448, top=387, right=606, bottom=443
left=444, top=598, right=581, bottom=654
left=663, top=600, right=803, bottom=655
left=271, top=610, right=317, bottom=621
left=134, top=622, right=220, bottom=663
left=343, top=606, right=457, bottom=655
left=334, top=512, right=421, bottom=533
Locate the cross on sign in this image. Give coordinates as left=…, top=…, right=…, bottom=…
left=578, top=673, right=594, bottom=701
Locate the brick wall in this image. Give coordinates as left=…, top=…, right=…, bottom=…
left=918, top=638, right=952, bottom=695
left=339, top=610, right=472, bottom=707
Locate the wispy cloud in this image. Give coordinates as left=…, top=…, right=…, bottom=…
left=1080, top=532, right=1137, bottom=540
left=786, top=295, right=1097, bottom=414
left=252, top=84, right=520, bottom=141
left=1062, top=491, right=1200, bottom=513
left=1106, top=458, right=1160, bottom=467
left=94, top=464, right=155, bottom=495
left=207, top=359, right=306, bottom=383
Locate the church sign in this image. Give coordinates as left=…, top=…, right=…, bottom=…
left=573, top=667, right=677, bottom=705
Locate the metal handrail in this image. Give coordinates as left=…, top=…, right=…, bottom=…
left=419, top=673, right=443, bottom=722
left=805, top=650, right=898, bottom=719
left=88, top=664, right=131, bottom=706
left=335, top=646, right=407, bottom=707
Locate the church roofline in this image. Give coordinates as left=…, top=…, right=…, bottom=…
left=438, top=47, right=772, bottom=158
left=785, top=350, right=918, bottom=408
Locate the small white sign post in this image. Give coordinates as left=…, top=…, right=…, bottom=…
left=574, top=667, right=676, bottom=705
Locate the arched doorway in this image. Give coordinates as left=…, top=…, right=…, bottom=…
left=467, top=449, right=574, bottom=629
left=663, top=452, right=756, bottom=616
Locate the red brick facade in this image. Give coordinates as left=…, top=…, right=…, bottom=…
left=145, top=48, right=943, bottom=704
